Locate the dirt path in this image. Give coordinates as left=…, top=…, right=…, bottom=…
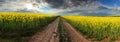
left=62, top=19, right=90, bottom=42
left=29, top=18, right=59, bottom=42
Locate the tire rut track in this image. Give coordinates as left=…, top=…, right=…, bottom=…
left=29, top=17, right=59, bottom=42
left=62, top=19, right=90, bottom=42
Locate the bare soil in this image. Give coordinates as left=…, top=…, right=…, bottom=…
left=29, top=18, right=60, bottom=42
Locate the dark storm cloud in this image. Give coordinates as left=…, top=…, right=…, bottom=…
left=0, top=0, right=5, bottom=2
left=0, top=0, right=5, bottom=4
left=44, top=0, right=64, bottom=8
left=44, top=0, right=98, bottom=8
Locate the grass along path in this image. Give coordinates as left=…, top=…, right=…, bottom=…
left=58, top=18, right=70, bottom=42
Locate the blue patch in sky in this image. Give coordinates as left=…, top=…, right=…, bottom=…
left=41, top=6, right=52, bottom=10
left=99, top=0, right=120, bottom=7
left=40, top=6, right=53, bottom=13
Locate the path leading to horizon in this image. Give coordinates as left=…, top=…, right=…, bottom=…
left=29, top=17, right=90, bottom=42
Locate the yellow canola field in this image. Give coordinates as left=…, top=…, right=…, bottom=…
left=0, top=12, right=56, bottom=36
left=63, top=16, right=120, bottom=40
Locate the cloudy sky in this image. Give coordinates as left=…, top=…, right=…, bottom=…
left=0, top=0, right=120, bottom=16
